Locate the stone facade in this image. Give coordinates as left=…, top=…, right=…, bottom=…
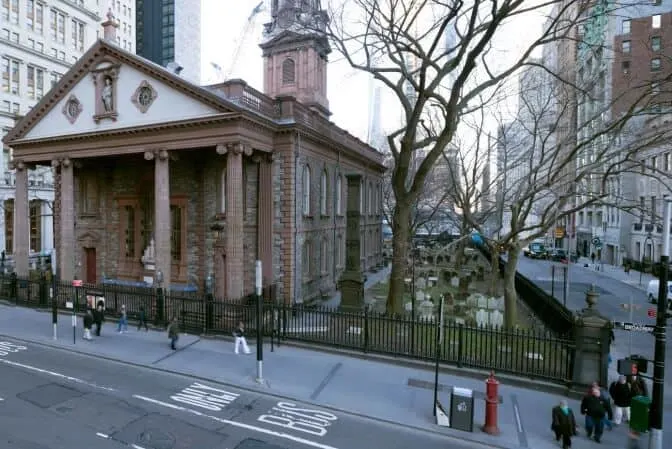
left=3, top=38, right=385, bottom=305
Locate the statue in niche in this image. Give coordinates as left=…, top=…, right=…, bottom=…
left=101, top=76, right=114, bottom=112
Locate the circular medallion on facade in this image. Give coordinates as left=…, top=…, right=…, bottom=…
left=61, top=95, right=83, bottom=124
left=138, top=86, right=153, bottom=107
left=132, top=80, right=158, bottom=113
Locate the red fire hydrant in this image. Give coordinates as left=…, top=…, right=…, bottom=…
left=482, top=371, right=500, bottom=435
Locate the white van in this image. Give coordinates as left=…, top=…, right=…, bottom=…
left=646, top=279, right=672, bottom=305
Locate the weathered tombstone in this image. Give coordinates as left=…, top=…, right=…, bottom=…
left=489, top=310, right=504, bottom=328
left=476, top=294, right=488, bottom=309
left=416, top=277, right=427, bottom=290
left=466, top=293, right=478, bottom=308
left=475, top=308, right=489, bottom=327
left=338, top=174, right=365, bottom=312
left=451, top=276, right=460, bottom=287
left=415, top=290, right=426, bottom=304
left=419, top=300, right=435, bottom=320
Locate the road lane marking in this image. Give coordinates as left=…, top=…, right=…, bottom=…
left=258, top=401, right=338, bottom=437
left=170, top=382, right=240, bottom=411
left=95, top=432, right=147, bottom=449
left=133, top=394, right=340, bottom=449
left=0, top=341, right=27, bottom=357
left=0, top=359, right=117, bottom=392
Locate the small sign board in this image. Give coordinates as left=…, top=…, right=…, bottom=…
left=72, top=279, right=83, bottom=287
left=648, top=308, right=657, bottom=318
left=65, top=301, right=73, bottom=309
left=614, top=321, right=655, bottom=333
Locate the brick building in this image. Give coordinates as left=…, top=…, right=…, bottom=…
left=2, top=6, right=385, bottom=304
left=612, top=10, right=672, bottom=117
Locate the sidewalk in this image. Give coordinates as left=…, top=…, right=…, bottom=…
left=576, top=257, right=655, bottom=292
left=0, top=303, right=633, bottom=449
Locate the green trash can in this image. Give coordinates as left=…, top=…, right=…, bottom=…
left=630, top=395, right=651, bottom=433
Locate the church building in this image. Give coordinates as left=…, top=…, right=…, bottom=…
left=2, top=5, right=385, bottom=304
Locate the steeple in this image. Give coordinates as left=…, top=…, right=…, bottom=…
left=260, top=0, right=331, bottom=117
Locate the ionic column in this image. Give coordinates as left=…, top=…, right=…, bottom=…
left=152, top=150, right=171, bottom=289
left=13, top=161, right=29, bottom=276
left=256, top=153, right=274, bottom=285
left=56, top=158, right=75, bottom=280
left=220, top=142, right=249, bottom=299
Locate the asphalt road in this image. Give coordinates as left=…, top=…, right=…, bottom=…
left=0, top=338, right=486, bottom=449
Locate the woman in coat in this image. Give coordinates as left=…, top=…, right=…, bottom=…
left=551, top=400, right=578, bottom=449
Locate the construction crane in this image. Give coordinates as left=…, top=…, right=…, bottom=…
left=224, top=1, right=266, bottom=81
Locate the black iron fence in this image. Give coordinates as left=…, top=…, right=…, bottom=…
left=0, top=274, right=574, bottom=384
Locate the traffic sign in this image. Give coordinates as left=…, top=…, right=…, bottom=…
left=72, top=279, right=83, bottom=287
left=613, top=321, right=655, bottom=333
left=592, top=237, right=601, bottom=245
left=648, top=308, right=657, bottom=318
left=621, top=304, right=642, bottom=310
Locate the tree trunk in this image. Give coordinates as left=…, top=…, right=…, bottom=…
left=503, top=247, right=520, bottom=328
left=386, top=202, right=411, bottom=316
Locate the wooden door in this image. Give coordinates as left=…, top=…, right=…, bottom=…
left=85, top=248, right=97, bottom=284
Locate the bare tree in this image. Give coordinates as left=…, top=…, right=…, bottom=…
left=323, top=0, right=668, bottom=320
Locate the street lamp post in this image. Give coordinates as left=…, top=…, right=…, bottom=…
left=649, top=199, right=670, bottom=449
left=155, top=269, right=164, bottom=326
left=640, top=232, right=653, bottom=287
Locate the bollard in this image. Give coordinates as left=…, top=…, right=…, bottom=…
left=482, top=371, right=500, bottom=435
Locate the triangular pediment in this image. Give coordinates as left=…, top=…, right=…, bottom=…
left=5, top=40, right=239, bottom=143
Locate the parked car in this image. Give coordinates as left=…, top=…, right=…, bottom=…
left=523, top=242, right=548, bottom=259
left=646, top=279, right=672, bottom=307
left=549, top=249, right=568, bottom=262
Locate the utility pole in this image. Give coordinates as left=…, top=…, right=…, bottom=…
left=649, top=197, right=670, bottom=449
left=255, top=260, right=264, bottom=384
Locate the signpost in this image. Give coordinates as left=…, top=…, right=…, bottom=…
left=255, top=260, right=264, bottom=384
left=72, top=279, right=82, bottom=344
left=432, top=295, right=445, bottom=416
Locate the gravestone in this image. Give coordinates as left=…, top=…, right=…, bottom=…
left=475, top=308, right=489, bottom=327
left=489, top=310, right=504, bottom=327
left=339, top=174, right=365, bottom=312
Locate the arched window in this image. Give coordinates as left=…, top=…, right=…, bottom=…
left=335, top=175, right=342, bottom=215
left=321, top=238, right=328, bottom=273
left=320, top=169, right=328, bottom=215
left=368, top=182, right=373, bottom=215
left=303, top=239, right=312, bottom=278
left=282, top=58, right=295, bottom=85
left=302, top=165, right=311, bottom=215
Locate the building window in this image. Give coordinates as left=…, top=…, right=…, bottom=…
left=621, top=60, right=630, bottom=74
left=302, top=165, right=311, bottom=216
left=321, top=238, right=328, bottom=273
left=26, top=1, right=44, bottom=33
left=170, top=204, right=183, bottom=262
left=49, top=9, right=65, bottom=43
left=78, top=175, right=99, bottom=216
left=622, top=40, right=631, bottom=54
left=26, top=66, right=44, bottom=100
left=50, top=72, right=61, bottom=87
left=335, top=175, right=342, bottom=215
left=665, top=152, right=670, bottom=171
left=651, top=58, right=661, bottom=72
left=1, top=57, right=20, bottom=95
left=3, top=0, right=19, bottom=24
left=368, top=182, right=373, bottom=214
left=4, top=199, right=13, bottom=254
left=622, top=19, right=631, bottom=34
left=302, top=240, right=311, bottom=278
left=282, top=58, right=295, bottom=85
left=320, top=169, right=328, bottom=215
left=71, top=19, right=85, bottom=51
left=122, top=205, right=135, bottom=258
left=651, top=36, right=661, bottom=52
left=652, top=14, right=661, bottom=29
left=29, top=200, right=42, bottom=252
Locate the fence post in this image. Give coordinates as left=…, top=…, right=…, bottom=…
left=363, top=306, right=369, bottom=353
left=457, top=323, right=464, bottom=368
left=10, top=272, right=17, bottom=304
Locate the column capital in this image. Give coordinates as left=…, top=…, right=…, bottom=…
left=221, top=142, right=253, bottom=157
left=10, top=159, right=26, bottom=171
left=51, top=157, right=72, bottom=168
left=143, top=151, right=154, bottom=161
left=144, top=149, right=169, bottom=161
left=252, top=151, right=274, bottom=164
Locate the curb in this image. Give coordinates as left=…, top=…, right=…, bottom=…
left=0, top=332, right=514, bottom=449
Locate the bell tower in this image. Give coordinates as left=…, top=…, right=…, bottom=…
left=260, top=0, right=331, bottom=117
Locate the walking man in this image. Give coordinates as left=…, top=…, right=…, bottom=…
left=551, top=400, right=578, bottom=449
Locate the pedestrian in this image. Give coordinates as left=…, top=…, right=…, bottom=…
left=83, top=308, right=94, bottom=341
left=117, top=304, right=128, bottom=333
left=137, top=304, right=149, bottom=332
left=233, top=321, right=251, bottom=354
left=93, top=300, right=105, bottom=336
left=591, top=252, right=596, bottom=264
left=167, top=317, right=179, bottom=350
left=627, top=374, right=648, bottom=398
left=581, top=387, right=606, bottom=442
left=593, top=382, right=614, bottom=431
left=551, top=400, right=578, bottom=449
left=609, top=375, right=632, bottom=425
left=628, top=430, right=642, bottom=449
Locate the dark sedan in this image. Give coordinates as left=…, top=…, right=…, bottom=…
left=549, top=249, right=568, bottom=262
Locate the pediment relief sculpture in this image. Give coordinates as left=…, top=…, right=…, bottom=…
left=131, top=80, right=158, bottom=114
left=62, top=95, right=83, bottom=124
left=91, top=62, right=121, bottom=123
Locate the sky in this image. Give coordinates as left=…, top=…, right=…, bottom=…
left=200, top=0, right=545, bottom=144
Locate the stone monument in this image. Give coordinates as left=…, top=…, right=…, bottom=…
left=571, top=284, right=613, bottom=388
left=339, top=174, right=365, bottom=312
